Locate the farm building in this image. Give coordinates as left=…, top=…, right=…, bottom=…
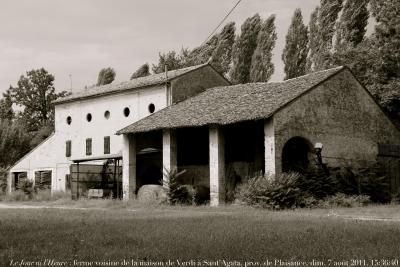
left=7, top=63, right=230, bottom=197
left=117, top=66, right=400, bottom=206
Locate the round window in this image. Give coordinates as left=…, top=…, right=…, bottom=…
left=86, top=113, right=92, bottom=122
left=104, top=110, right=110, bottom=119
left=123, top=107, right=130, bottom=117
left=66, top=116, right=72, bottom=125
left=148, top=103, right=155, bottom=114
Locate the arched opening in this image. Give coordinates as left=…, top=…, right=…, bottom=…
left=282, top=137, right=313, bottom=173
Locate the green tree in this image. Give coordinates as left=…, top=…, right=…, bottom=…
left=282, top=9, right=309, bottom=80
left=130, top=63, right=150, bottom=79
left=96, top=67, right=116, bottom=86
left=185, top=35, right=220, bottom=66
left=335, top=0, right=369, bottom=50
left=210, top=22, right=236, bottom=75
left=152, top=51, right=185, bottom=74
left=370, top=0, right=400, bottom=80
left=249, top=15, right=277, bottom=82
left=230, top=14, right=262, bottom=84
left=9, top=68, right=68, bottom=132
left=0, top=120, right=31, bottom=168
left=316, top=0, right=343, bottom=70
left=0, top=88, right=14, bottom=121
left=306, top=6, right=320, bottom=72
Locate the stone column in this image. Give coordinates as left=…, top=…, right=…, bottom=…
left=162, top=129, right=177, bottom=186
left=122, top=134, right=136, bottom=201
left=264, top=118, right=276, bottom=177
left=209, top=126, right=225, bottom=206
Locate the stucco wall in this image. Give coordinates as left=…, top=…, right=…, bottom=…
left=273, top=69, right=400, bottom=173
left=171, top=65, right=229, bottom=103
left=10, top=85, right=168, bottom=192
left=55, top=85, right=167, bottom=160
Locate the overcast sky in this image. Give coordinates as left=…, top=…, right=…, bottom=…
left=0, top=0, right=321, bottom=94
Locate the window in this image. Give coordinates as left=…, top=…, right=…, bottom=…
left=86, top=113, right=92, bottom=122
left=148, top=103, right=155, bottom=114
left=104, top=136, right=110, bottom=154
left=104, top=110, right=110, bottom=119
left=86, top=138, right=92, bottom=156
left=66, top=140, right=71, bottom=157
left=66, top=116, right=72, bottom=125
left=123, top=107, right=130, bottom=117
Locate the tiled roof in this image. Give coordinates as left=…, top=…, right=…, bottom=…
left=117, top=66, right=346, bottom=134
left=54, top=63, right=208, bottom=104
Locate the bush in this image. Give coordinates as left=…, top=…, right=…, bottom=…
left=16, top=178, right=34, bottom=198
left=319, top=193, right=371, bottom=208
left=236, top=173, right=304, bottom=210
left=163, top=168, right=193, bottom=205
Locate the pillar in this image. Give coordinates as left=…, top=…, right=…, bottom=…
left=264, top=118, right=276, bottom=177
left=209, top=126, right=225, bottom=206
left=122, top=134, right=136, bottom=201
left=7, top=172, right=12, bottom=194
left=162, top=129, right=177, bottom=186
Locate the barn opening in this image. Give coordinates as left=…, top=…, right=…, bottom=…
left=176, top=127, right=209, bottom=186
left=136, top=131, right=163, bottom=190
left=282, top=136, right=313, bottom=173
left=224, top=121, right=264, bottom=196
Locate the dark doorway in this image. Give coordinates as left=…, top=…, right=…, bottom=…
left=282, top=137, right=312, bottom=173
left=137, top=149, right=162, bottom=190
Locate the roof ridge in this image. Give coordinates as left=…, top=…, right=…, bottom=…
left=54, top=63, right=209, bottom=105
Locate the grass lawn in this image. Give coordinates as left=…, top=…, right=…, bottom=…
left=1, top=203, right=400, bottom=266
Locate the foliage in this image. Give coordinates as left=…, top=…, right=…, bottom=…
left=152, top=51, right=186, bottom=74
left=319, top=193, right=371, bottom=208
left=236, top=172, right=303, bottom=210
left=306, top=6, right=320, bottom=72
left=335, top=0, right=369, bottom=50
left=315, top=0, right=343, bottom=70
left=0, top=168, right=7, bottom=194
left=282, top=9, right=309, bottom=80
left=210, top=22, right=236, bottom=75
left=249, top=15, right=277, bottom=83
left=0, top=120, right=32, bottom=168
left=230, top=14, right=262, bottom=84
left=96, top=67, right=116, bottom=86
left=9, top=68, right=68, bottom=132
left=16, top=178, right=34, bottom=198
left=0, top=88, right=14, bottom=121
left=162, top=168, right=192, bottom=205
left=130, top=63, right=150, bottom=79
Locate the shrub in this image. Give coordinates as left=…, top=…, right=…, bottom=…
left=319, top=193, right=371, bottom=208
left=16, top=178, right=34, bottom=198
left=236, top=173, right=304, bottom=210
left=163, top=168, right=193, bottom=205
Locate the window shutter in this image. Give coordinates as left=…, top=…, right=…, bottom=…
left=86, top=138, right=92, bottom=156
left=104, top=136, right=110, bottom=154
left=66, top=140, right=71, bottom=157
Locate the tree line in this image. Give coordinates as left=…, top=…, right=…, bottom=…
left=0, top=0, right=398, bottom=171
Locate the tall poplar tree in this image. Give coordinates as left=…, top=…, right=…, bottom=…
left=249, top=15, right=277, bottom=82
left=335, top=0, right=369, bottom=50
left=282, top=9, right=309, bottom=80
left=316, top=0, right=343, bottom=70
left=230, top=14, right=262, bottom=84
left=210, top=22, right=236, bottom=75
left=96, top=67, right=116, bottom=86
left=306, top=6, right=320, bottom=72
left=130, top=63, right=150, bottom=79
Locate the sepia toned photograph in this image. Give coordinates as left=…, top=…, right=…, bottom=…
left=0, top=0, right=400, bottom=266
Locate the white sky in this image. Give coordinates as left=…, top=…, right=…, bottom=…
left=0, top=0, right=321, bottom=94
